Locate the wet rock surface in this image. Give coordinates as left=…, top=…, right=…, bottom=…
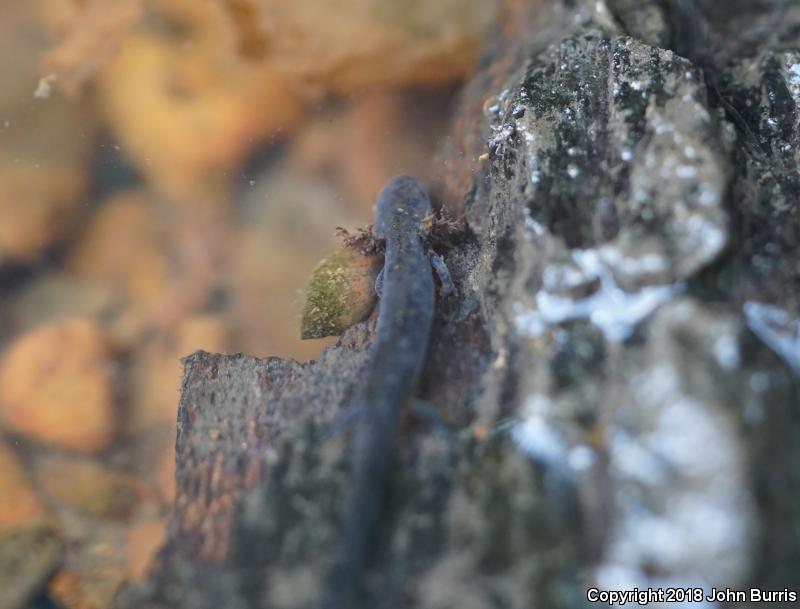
left=118, top=1, right=800, bottom=608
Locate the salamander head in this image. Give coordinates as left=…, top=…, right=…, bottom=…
left=374, top=175, right=432, bottom=239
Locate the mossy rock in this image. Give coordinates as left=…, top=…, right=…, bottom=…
left=301, top=248, right=382, bottom=340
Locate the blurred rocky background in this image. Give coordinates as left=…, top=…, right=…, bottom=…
left=0, top=1, right=496, bottom=607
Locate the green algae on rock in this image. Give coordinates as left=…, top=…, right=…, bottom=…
left=300, top=248, right=382, bottom=340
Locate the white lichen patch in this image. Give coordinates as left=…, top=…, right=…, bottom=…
left=781, top=52, right=800, bottom=106
left=593, top=303, right=756, bottom=601
left=514, top=248, right=681, bottom=342
left=510, top=394, right=570, bottom=466
left=622, top=93, right=729, bottom=279
left=744, top=301, right=800, bottom=375
left=508, top=300, right=757, bottom=604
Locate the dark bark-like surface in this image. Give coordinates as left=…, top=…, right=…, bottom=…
left=117, top=1, right=800, bottom=608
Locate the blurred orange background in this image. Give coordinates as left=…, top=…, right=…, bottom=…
left=0, top=1, right=495, bottom=607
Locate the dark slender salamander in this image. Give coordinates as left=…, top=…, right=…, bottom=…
left=320, top=175, right=453, bottom=609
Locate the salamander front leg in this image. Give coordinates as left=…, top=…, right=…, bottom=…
left=374, top=267, right=385, bottom=299
left=429, top=252, right=455, bottom=298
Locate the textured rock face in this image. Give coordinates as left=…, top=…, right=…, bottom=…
left=490, top=32, right=729, bottom=276
left=471, top=0, right=799, bottom=598
left=117, top=1, right=800, bottom=608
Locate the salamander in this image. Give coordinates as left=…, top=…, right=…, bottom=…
left=320, top=175, right=453, bottom=609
